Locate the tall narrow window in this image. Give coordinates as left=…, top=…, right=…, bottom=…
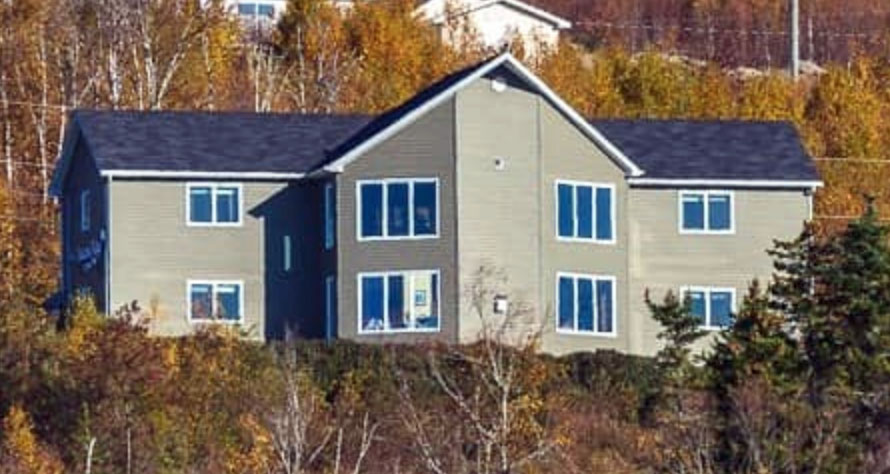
left=682, top=287, right=736, bottom=330
left=325, top=276, right=336, bottom=342
left=556, top=273, right=616, bottom=336
left=680, top=191, right=733, bottom=233
left=358, top=179, right=439, bottom=240
left=187, top=183, right=242, bottom=226
left=359, top=270, right=440, bottom=333
left=555, top=181, right=615, bottom=243
left=283, top=235, right=293, bottom=273
left=80, top=189, right=91, bottom=233
left=325, top=183, right=335, bottom=249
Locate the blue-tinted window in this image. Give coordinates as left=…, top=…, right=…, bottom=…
left=577, top=278, right=594, bottom=331
left=216, top=284, right=241, bottom=321
left=387, top=183, right=410, bottom=237
left=360, top=183, right=384, bottom=237
left=557, top=184, right=574, bottom=238
left=597, top=279, right=614, bottom=333
left=325, top=184, right=335, bottom=249
left=361, top=276, right=385, bottom=331
left=237, top=3, right=256, bottom=15
left=687, top=291, right=707, bottom=325
left=708, top=194, right=732, bottom=231
left=710, top=291, right=733, bottom=328
left=257, top=3, right=275, bottom=16
left=596, top=187, right=613, bottom=241
left=388, top=276, right=406, bottom=329
left=216, top=187, right=240, bottom=223
left=414, top=182, right=437, bottom=236
left=682, top=194, right=705, bottom=230
left=190, top=284, right=213, bottom=320
left=576, top=187, right=593, bottom=239
left=558, top=277, right=574, bottom=330
left=190, top=187, right=213, bottom=223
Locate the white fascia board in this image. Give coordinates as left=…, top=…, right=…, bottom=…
left=323, top=52, right=645, bottom=177
left=100, top=170, right=304, bottom=180
left=500, top=0, right=572, bottom=29
left=627, top=178, right=825, bottom=189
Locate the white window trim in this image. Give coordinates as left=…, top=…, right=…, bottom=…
left=554, top=180, right=617, bottom=245
left=325, top=182, right=335, bottom=250
left=678, top=190, right=735, bottom=235
left=357, top=269, right=442, bottom=335
left=186, top=279, right=245, bottom=324
left=185, top=182, right=244, bottom=228
left=80, top=189, right=91, bottom=233
left=680, top=286, right=737, bottom=331
left=356, top=178, right=441, bottom=242
left=555, top=272, right=618, bottom=338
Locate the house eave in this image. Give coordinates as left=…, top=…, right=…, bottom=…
left=99, top=170, right=305, bottom=180
left=626, top=178, right=824, bottom=190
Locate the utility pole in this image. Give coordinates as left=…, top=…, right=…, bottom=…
left=790, top=0, right=800, bottom=79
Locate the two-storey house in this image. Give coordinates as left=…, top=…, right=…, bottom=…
left=50, top=53, right=822, bottom=355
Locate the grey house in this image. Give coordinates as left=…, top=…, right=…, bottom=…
left=50, top=53, right=822, bottom=355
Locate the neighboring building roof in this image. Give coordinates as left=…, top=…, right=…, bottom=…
left=71, top=110, right=370, bottom=176
left=592, top=120, right=822, bottom=186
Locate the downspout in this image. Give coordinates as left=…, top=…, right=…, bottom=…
left=105, top=174, right=112, bottom=316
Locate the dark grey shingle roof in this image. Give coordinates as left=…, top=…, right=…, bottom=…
left=73, top=110, right=371, bottom=174
left=591, top=119, right=821, bottom=182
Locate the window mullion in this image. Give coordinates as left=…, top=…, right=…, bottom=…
left=705, top=289, right=712, bottom=327
left=409, top=181, right=415, bottom=237
left=703, top=191, right=710, bottom=231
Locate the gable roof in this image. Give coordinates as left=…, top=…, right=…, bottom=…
left=50, top=110, right=370, bottom=193
left=592, top=119, right=822, bottom=188
left=417, top=0, right=572, bottom=29
left=322, top=52, right=644, bottom=176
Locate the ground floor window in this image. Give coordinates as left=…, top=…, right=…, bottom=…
left=358, top=270, right=440, bottom=333
left=188, top=280, right=244, bottom=323
left=681, top=287, right=735, bottom=330
left=557, top=273, right=616, bottom=336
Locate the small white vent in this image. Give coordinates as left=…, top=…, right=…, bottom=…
left=494, top=157, right=507, bottom=171
left=491, top=77, right=507, bottom=93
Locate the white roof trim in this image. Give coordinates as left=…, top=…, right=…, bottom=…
left=627, top=178, right=824, bottom=189
left=323, top=53, right=644, bottom=177
left=425, top=0, right=572, bottom=29
left=100, top=170, right=304, bottom=180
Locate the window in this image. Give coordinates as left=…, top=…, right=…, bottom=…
left=556, top=181, right=614, bottom=243
left=358, top=270, right=440, bottom=333
left=325, top=276, right=336, bottom=342
left=682, top=287, right=736, bottom=330
left=283, top=235, right=293, bottom=273
left=357, top=179, right=438, bottom=240
left=237, top=2, right=276, bottom=17
left=187, top=183, right=242, bottom=226
left=556, top=273, right=616, bottom=336
left=188, top=280, right=244, bottom=323
left=80, top=189, right=91, bottom=233
left=680, top=191, right=733, bottom=233
left=325, top=183, right=335, bottom=249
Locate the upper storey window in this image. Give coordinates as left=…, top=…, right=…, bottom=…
left=187, top=183, right=242, bottom=227
left=556, top=180, right=614, bottom=243
left=358, top=178, right=439, bottom=240
left=680, top=190, right=733, bottom=234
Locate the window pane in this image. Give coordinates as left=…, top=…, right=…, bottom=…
left=283, top=235, right=292, bottom=272
left=361, top=276, right=385, bottom=331
left=412, top=272, right=438, bottom=329
left=388, top=276, right=407, bottom=330
left=577, top=278, right=594, bottom=331
left=387, top=183, right=410, bottom=237
left=557, top=184, right=574, bottom=237
left=190, top=187, right=212, bottom=223
left=360, top=184, right=384, bottom=237
left=257, top=3, right=275, bottom=16
left=576, top=186, right=593, bottom=239
left=216, top=187, right=240, bottom=223
left=237, top=3, right=256, bottom=15
left=325, top=184, right=335, bottom=249
left=216, top=284, right=241, bottom=321
left=596, top=188, right=613, bottom=241
left=682, top=194, right=705, bottom=230
left=190, top=284, right=213, bottom=320
left=414, top=182, right=437, bottom=236
left=710, top=291, right=734, bottom=328
left=597, top=280, right=614, bottom=333
left=708, top=194, right=731, bottom=231
left=687, top=291, right=707, bottom=325
left=558, top=277, right=575, bottom=330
